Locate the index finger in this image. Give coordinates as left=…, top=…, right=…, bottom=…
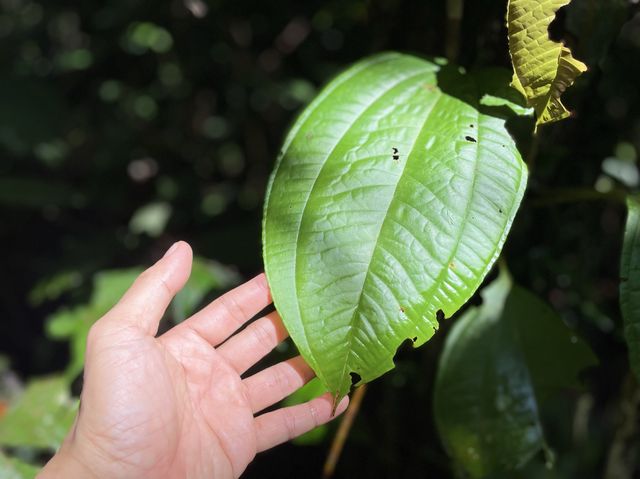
left=166, top=273, right=272, bottom=347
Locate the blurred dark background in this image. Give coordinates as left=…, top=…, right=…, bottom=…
left=0, top=0, right=639, bottom=477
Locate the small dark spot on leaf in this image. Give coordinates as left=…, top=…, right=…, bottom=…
left=412, top=336, right=418, bottom=342
left=400, top=306, right=405, bottom=313
left=349, top=371, right=361, bottom=386
left=465, top=136, right=477, bottom=143
left=449, top=262, right=455, bottom=269
left=393, top=155, right=399, bottom=161
left=470, top=124, right=474, bottom=128
left=499, top=208, right=503, bottom=214
left=621, top=277, right=629, bottom=282
left=436, top=309, right=445, bottom=322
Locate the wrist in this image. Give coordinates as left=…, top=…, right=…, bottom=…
left=39, top=446, right=99, bottom=479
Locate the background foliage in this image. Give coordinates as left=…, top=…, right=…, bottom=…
left=0, top=0, right=639, bottom=477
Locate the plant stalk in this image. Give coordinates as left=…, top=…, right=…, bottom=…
left=322, top=384, right=367, bottom=478
left=445, top=0, right=464, bottom=62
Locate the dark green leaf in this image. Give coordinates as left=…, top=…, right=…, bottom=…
left=434, top=269, right=596, bottom=477
left=621, top=196, right=640, bottom=382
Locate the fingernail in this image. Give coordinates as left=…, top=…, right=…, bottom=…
left=163, top=242, right=181, bottom=258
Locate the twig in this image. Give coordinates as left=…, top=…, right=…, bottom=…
left=445, top=0, right=464, bottom=62
left=322, top=384, right=367, bottom=478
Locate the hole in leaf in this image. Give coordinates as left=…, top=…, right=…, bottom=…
left=469, top=124, right=475, bottom=128
left=436, top=309, right=445, bottom=322
left=465, top=136, right=477, bottom=143
left=468, top=290, right=484, bottom=306
left=547, top=4, right=568, bottom=43
left=349, top=371, right=361, bottom=386
left=412, top=336, right=418, bottom=342
left=393, top=338, right=417, bottom=364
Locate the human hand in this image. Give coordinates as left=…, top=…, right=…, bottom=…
left=40, top=242, right=348, bottom=478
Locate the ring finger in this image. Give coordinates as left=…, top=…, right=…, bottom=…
left=243, top=356, right=315, bottom=413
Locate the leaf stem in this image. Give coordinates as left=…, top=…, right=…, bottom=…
left=322, top=384, right=367, bottom=478
left=445, top=0, right=464, bottom=62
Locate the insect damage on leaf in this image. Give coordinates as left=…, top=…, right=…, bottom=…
left=507, top=0, right=587, bottom=129
left=263, top=53, right=528, bottom=404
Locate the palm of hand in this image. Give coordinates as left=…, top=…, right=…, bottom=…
left=58, top=243, right=347, bottom=479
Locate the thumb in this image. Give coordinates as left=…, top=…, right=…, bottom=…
left=100, top=241, right=193, bottom=336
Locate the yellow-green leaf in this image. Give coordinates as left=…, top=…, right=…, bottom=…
left=507, top=0, right=587, bottom=129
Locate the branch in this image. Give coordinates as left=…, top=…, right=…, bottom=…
left=322, top=384, right=367, bottom=478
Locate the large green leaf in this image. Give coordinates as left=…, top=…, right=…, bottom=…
left=434, top=269, right=596, bottom=477
left=263, top=53, right=528, bottom=403
left=507, top=0, right=587, bottom=129
left=621, top=196, right=640, bottom=382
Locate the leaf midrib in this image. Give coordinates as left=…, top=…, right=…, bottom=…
left=335, top=89, right=444, bottom=391
left=292, top=64, right=436, bottom=389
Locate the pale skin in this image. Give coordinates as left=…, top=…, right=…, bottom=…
left=39, top=241, right=348, bottom=478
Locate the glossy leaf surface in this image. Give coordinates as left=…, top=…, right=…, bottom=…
left=621, top=196, right=640, bottom=381
left=434, top=270, right=596, bottom=477
left=263, top=53, right=528, bottom=401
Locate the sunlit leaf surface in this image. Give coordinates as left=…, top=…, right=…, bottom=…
left=263, top=53, right=528, bottom=402
left=507, top=0, right=587, bottom=129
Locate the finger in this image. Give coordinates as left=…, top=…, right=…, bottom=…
left=254, top=393, right=349, bottom=453
left=102, top=241, right=192, bottom=336
left=244, top=356, right=315, bottom=413
left=216, top=311, right=288, bottom=374
left=169, top=273, right=271, bottom=347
